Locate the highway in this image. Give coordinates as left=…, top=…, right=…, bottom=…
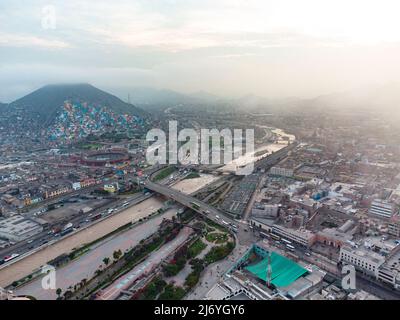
left=14, top=207, right=180, bottom=300
left=144, top=179, right=230, bottom=222
left=0, top=193, right=151, bottom=268
left=0, top=164, right=168, bottom=267
left=141, top=178, right=258, bottom=248
left=139, top=143, right=299, bottom=247
left=9, top=138, right=294, bottom=264
left=0, top=139, right=293, bottom=290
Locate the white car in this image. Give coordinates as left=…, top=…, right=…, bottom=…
left=215, top=215, right=220, bottom=220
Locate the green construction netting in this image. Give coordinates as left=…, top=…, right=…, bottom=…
left=245, top=252, right=308, bottom=287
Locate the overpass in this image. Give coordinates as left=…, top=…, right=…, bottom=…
left=143, top=179, right=234, bottom=225
left=144, top=142, right=298, bottom=223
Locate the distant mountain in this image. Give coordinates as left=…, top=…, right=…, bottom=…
left=119, top=87, right=221, bottom=112
left=226, top=83, right=400, bottom=115
left=127, top=87, right=194, bottom=107
left=301, top=82, right=400, bottom=114
left=9, top=83, right=148, bottom=120
left=188, top=91, right=220, bottom=103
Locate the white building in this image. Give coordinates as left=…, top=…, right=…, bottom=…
left=388, top=216, right=400, bottom=237
left=271, top=225, right=316, bottom=247
left=369, top=199, right=395, bottom=219
left=72, top=182, right=81, bottom=190
left=339, top=245, right=385, bottom=276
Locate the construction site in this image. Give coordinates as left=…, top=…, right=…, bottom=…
left=206, top=242, right=326, bottom=300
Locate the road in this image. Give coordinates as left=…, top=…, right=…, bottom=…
left=185, top=243, right=248, bottom=300
left=0, top=193, right=150, bottom=267
left=143, top=179, right=256, bottom=246
left=97, top=226, right=193, bottom=300
left=0, top=173, right=218, bottom=289
left=0, top=196, right=166, bottom=288
left=14, top=208, right=180, bottom=300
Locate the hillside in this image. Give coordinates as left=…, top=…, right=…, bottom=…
left=9, top=83, right=148, bottom=121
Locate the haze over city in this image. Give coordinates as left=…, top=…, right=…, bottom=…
left=2, top=0, right=400, bottom=306
left=2, top=0, right=400, bottom=102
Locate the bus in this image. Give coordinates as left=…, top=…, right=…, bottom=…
left=281, top=238, right=292, bottom=245
left=3, top=253, right=20, bottom=263
left=286, top=244, right=295, bottom=251
left=60, top=227, right=74, bottom=237
left=271, top=234, right=280, bottom=241
left=260, top=232, right=269, bottom=239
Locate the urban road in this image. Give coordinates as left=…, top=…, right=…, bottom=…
left=0, top=165, right=167, bottom=267
left=1, top=143, right=293, bottom=295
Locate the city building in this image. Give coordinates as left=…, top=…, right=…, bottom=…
left=271, top=225, right=316, bottom=247
left=388, top=216, right=400, bottom=237
left=250, top=217, right=316, bottom=247
left=270, top=166, right=294, bottom=178
left=339, top=245, right=385, bottom=276
left=369, top=199, right=395, bottom=219
left=251, top=204, right=279, bottom=218
left=0, top=215, right=43, bottom=242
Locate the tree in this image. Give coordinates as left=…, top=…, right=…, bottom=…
left=113, top=249, right=122, bottom=261
left=103, top=257, right=110, bottom=266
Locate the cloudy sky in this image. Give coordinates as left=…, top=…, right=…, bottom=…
left=1, top=0, right=400, bottom=102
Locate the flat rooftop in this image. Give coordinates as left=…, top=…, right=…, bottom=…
left=245, top=252, right=308, bottom=288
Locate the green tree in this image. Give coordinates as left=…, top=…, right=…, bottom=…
left=113, top=249, right=122, bottom=261
left=103, top=257, right=110, bottom=266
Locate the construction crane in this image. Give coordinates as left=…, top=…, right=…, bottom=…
left=266, top=251, right=272, bottom=287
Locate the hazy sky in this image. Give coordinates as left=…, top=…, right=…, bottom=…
left=1, top=0, right=400, bottom=102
